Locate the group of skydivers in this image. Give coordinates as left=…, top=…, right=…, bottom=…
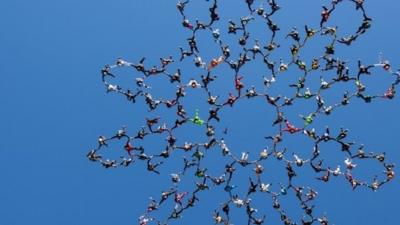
left=87, top=0, right=397, bottom=224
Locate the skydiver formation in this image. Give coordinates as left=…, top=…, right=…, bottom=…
left=88, top=0, right=398, bottom=224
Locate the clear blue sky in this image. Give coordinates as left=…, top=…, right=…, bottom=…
left=1, top=0, right=399, bottom=225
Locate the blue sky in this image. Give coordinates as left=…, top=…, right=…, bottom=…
left=1, top=0, right=399, bottom=225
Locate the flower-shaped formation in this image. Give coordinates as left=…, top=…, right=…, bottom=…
left=87, top=1, right=397, bottom=224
